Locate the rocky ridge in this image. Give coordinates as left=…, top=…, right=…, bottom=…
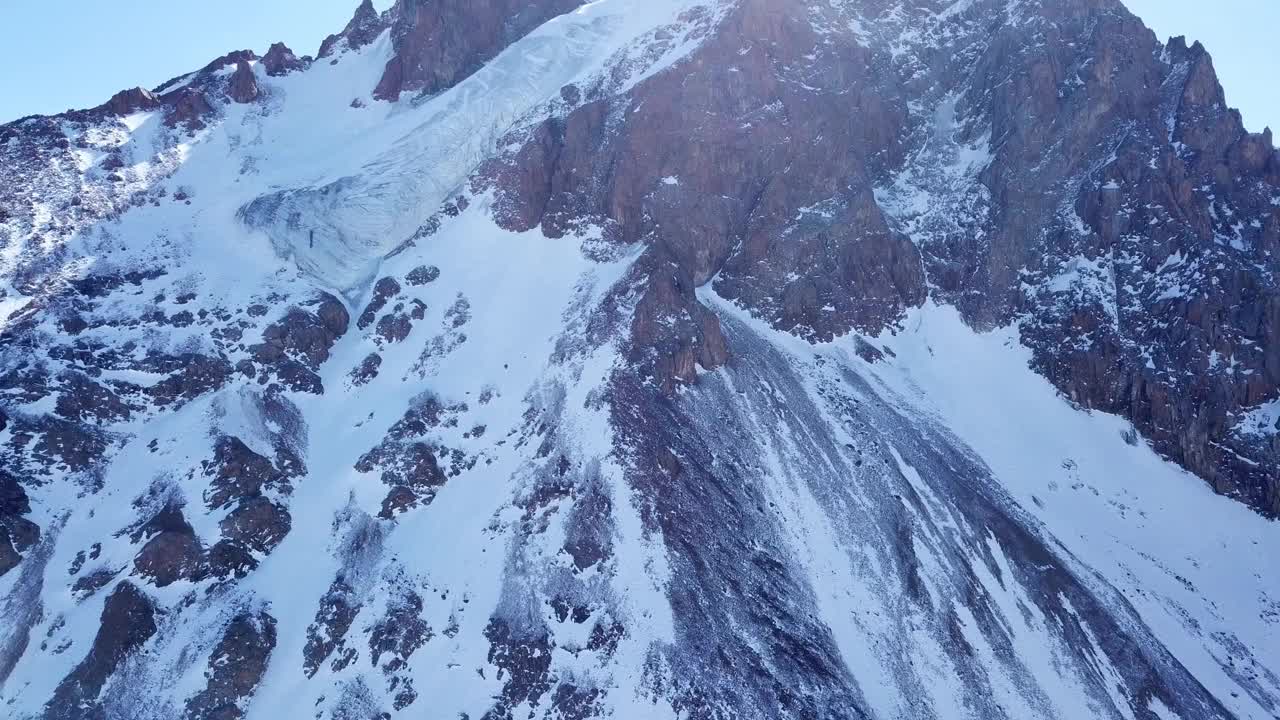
left=0, top=1, right=1276, bottom=719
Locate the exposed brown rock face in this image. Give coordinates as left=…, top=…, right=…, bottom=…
left=227, top=60, right=259, bottom=104
left=365, top=590, right=430, bottom=710
left=319, top=0, right=389, bottom=59
left=132, top=502, right=203, bottom=587
left=46, top=582, right=157, bottom=719
left=405, top=265, right=439, bottom=286
left=262, top=42, right=306, bottom=76
left=199, top=435, right=302, bottom=579
left=204, top=436, right=296, bottom=509
left=195, top=49, right=258, bottom=76
left=0, top=528, right=21, bottom=576
left=55, top=370, right=134, bottom=423
left=487, top=0, right=925, bottom=386
left=97, top=87, right=160, bottom=116
left=483, top=618, right=555, bottom=718
left=481, top=0, right=1279, bottom=514
left=349, top=352, right=382, bottom=385
left=375, top=310, right=413, bottom=343
left=368, top=590, right=430, bottom=672
left=372, top=0, right=584, bottom=101
left=357, top=276, right=402, bottom=330
left=144, top=353, right=234, bottom=407
left=0, top=0, right=1278, bottom=717
left=0, top=470, right=38, bottom=577
left=627, top=248, right=730, bottom=391
left=356, top=396, right=451, bottom=518
left=850, top=6, right=1280, bottom=514
left=304, top=579, right=361, bottom=677
left=163, top=87, right=215, bottom=129
left=149, top=49, right=263, bottom=128
left=219, top=494, right=291, bottom=554
left=250, top=293, right=351, bottom=393
left=185, top=611, right=278, bottom=720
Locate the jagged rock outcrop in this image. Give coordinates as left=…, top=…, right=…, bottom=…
left=866, top=9, right=1280, bottom=513
left=318, top=0, right=389, bottom=59
left=262, top=41, right=306, bottom=76
left=184, top=611, right=277, bottom=720
left=45, top=582, right=157, bottom=719
left=0, top=1, right=1277, bottom=719
left=162, top=87, right=215, bottom=129
left=227, top=60, right=259, bottom=104
left=250, top=293, right=351, bottom=393
left=357, top=277, right=402, bottom=330
left=193, top=49, right=258, bottom=76
left=131, top=502, right=203, bottom=587
left=0, top=470, right=38, bottom=576
left=482, top=0, right=1279, bottom=512
left=372, top=0, right=584, bottom=101
left=97, top=87, right=160, bottom=117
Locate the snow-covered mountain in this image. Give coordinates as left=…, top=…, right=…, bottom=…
left=1, top=1, right=1277, bottom=718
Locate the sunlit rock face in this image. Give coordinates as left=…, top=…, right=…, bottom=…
left=0, top=1, right=1276, bottom=719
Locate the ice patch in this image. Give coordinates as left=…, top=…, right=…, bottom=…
left=1236, top=398, right=1280, bottom=437
left=239, top=0, right=716, bottom=292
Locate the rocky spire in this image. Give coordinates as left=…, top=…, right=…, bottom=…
left=227, top=61, right=260, bottom=104
left=318, top=0, right=389, bottom=59
left=261, top=42, right=306, bottom=76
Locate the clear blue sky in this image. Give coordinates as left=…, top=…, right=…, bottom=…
left=0, top=0, right=393, bottom=123
left=1124, top=0, right=1279, bottom=133
left=0, top=0, right=1275, bottom=131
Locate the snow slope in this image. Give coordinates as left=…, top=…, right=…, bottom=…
left=690, top=289, right=1280, bottom=720
left=239, top=0, right=716, bottom=294
left=0, top=1, right=1276, bottom=719
left=1, top=3, right=725, bottom=718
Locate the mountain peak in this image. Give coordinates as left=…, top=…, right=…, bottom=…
left=97, top=86, right=161, bottom=116
left=261, top=41, right=307, bottom=76
left=318, top=0, right=389, bottom=58
left=0, top=3, right=1277, bottom=719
